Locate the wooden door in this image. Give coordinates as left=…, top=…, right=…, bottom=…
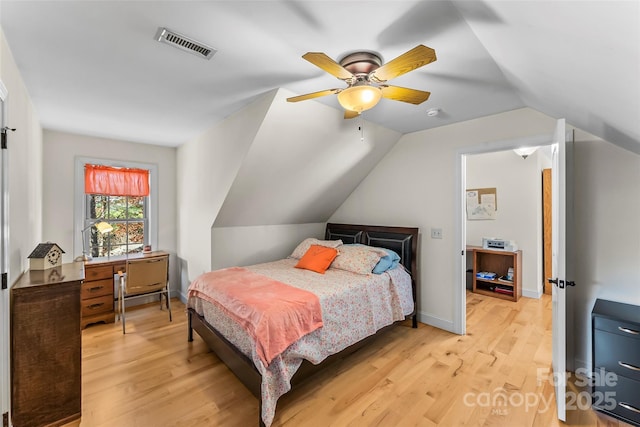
left=543, top=168, right=552, bottom=295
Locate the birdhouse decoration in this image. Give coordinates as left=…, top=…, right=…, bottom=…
left=28, top=243, right=65, bottom=270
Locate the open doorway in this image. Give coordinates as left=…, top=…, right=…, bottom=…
left=464, top=146, right=552, bottom=302
left=452, top=134, right=555, bottom=335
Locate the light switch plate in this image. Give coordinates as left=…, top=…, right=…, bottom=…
left=431, top=228, right=443, bottom=239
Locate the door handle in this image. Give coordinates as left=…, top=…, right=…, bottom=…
left=547, top=278, right=565, bottom=288
left=547, top=278, right=573, bottom=289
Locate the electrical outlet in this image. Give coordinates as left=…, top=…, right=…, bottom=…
left=431, top=228, right=443, bottom=239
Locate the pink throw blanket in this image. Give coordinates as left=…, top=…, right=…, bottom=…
left=188, top=267, right=323, bottom=366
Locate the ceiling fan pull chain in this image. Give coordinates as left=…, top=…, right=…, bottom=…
left=359, top=118, right=365, bottom=142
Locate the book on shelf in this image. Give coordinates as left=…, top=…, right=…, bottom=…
left=494, top=286, right=514, bottom=295
left=476, top=271, right=497, bottom=280
left=497, top=275, right=513, bottom=284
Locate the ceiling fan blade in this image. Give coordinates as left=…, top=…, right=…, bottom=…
left=380, top=85, right=431, bottom=105
left=371, top=45, right=437, bottom=82
left=302, top=52, right=354, bottom=80
left=344, top=110, right=360, bottom=119
left=286, top=89, right=340, bottom=103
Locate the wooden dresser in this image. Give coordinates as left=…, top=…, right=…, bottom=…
left=82, top=251, right=169, bottom=329
left=592, top=299, right=640, bottom=426
left=10, top=262, right=84, bottom=427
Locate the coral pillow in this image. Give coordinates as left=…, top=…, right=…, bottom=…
left=295, top=245, right=338, bottom=274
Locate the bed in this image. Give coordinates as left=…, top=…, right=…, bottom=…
left=187, top=223, right=419, bottom=426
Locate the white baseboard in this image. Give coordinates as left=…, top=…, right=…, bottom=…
left=418, top=311, right=455, bottom=334
left=522, top=287, right=543, bottom=299
left=573, top=358, right=589, bottom=374
left=178, top=290, right=188, bottom=304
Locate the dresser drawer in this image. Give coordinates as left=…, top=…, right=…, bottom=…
left=112, top=262, right=126, bottom=274
left=594, top=373, right=640, bottom=425
left=81, top=294, right=113, bottom=317
left=85, top=265, right=114, bottom=281
left=594, top=316, right=640, bottom=340
left=594, top=329, right=640, bottom=382
left=81, top=278, right=113, bottom=299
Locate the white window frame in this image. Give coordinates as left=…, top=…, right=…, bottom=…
left=74, top=157, right=158, bottom=259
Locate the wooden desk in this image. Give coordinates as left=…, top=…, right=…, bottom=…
left=11, top=262, right=84, bottom=427
left=82, top=251, right=169, bottom=329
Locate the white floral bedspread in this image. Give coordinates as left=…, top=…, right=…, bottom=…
left=188, top=258, right=414, bottom=426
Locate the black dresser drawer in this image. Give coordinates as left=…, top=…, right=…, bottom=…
left=594, top=329, right=640, bottom=382
left=592, top=299, right=640, bottom=427
left=594, top=316, right=640, bottom=339
left=594, top=373, right=640, bottom=425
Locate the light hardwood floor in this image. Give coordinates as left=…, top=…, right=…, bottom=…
left=71, top=292, right=630, bottom=426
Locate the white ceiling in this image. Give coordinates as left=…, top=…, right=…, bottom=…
left=1, top=1, right=638, bottom=151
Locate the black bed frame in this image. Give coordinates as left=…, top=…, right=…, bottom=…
left=187, top=223, right=419, bottom=426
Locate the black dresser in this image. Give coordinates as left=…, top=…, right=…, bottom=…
left=592, top=299, right=640, bottom=426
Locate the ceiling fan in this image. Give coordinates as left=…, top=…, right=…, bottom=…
left=287, top=45, right=437, bottom=119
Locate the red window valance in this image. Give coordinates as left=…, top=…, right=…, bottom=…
left=84, top=164, right=150, bottom=196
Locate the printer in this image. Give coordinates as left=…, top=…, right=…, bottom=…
left=482, top=238, right=518, bottom=252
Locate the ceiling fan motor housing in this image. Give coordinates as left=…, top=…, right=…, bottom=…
left=339, top=52, right=382, bottom=77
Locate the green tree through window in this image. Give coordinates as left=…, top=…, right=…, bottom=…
left=85, top=194, right=148, bottom=257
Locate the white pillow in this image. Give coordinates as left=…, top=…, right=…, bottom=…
left=290, top=238, right=343, bottom=259
left=330, top=244, right=387, bottom=275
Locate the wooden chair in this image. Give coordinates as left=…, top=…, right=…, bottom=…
left=117, top=256, right=172, bottom=334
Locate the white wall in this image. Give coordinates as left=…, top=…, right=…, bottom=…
left=42, top=130, right=178, bottom=289
left=0, top=26, right=43, bottom=424
left=330, top=108, right=559, bottom=331
left=466, top=149, right=545, bottom=297
left=331, top=106, right=640, bottom=371
left=211, top=223, right=325, bottom=271
left=571, top=130, right=640, bottom=371
left=176, top=91, right=274, bottom=292
left=0, top=28, right=43, bottom=284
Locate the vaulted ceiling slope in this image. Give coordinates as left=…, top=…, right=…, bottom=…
left=1, top=1, right=637, bottom=152
left=213, top=88, right=401, bottom=227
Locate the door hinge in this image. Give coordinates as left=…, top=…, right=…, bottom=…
left=1, top=272, right=6, bottom=290
left=3, top=411, right=8, bottom=427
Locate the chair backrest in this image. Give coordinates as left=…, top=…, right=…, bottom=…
left=124, top=257, right=168, bottom=296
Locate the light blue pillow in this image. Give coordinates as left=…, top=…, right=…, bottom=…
left=372, top=248, right=401, bottom=274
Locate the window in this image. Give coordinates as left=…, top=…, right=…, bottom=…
left=78, top=161, right=156, bottom=259
left=84, top=194, right=148, bottom=257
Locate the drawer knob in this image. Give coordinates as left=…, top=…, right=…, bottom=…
left=618, top=326, right=639, bottom=335
left=619, top=402, right=640, bottom=414
left=89, top=286, right=104, bottom=292
left=618, top=361, right=640, bottom=372
left=88, top=303, right=105, bottom=310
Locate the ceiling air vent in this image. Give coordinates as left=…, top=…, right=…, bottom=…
left=155, top=27, right=216, bottom=60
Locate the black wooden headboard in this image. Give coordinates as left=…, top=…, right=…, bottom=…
left=325, top=223, right=419, bottom=326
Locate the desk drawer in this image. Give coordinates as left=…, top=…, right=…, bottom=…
left=81, top=294, right=113, bottom=317
left=81, top=279, right=113, bottom=299
left=112, top=262, right=126, bottom=274
left=85, top=265, right=113, bottom=281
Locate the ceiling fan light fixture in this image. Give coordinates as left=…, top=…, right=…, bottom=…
left=337, top=85, right=382, bottom=113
